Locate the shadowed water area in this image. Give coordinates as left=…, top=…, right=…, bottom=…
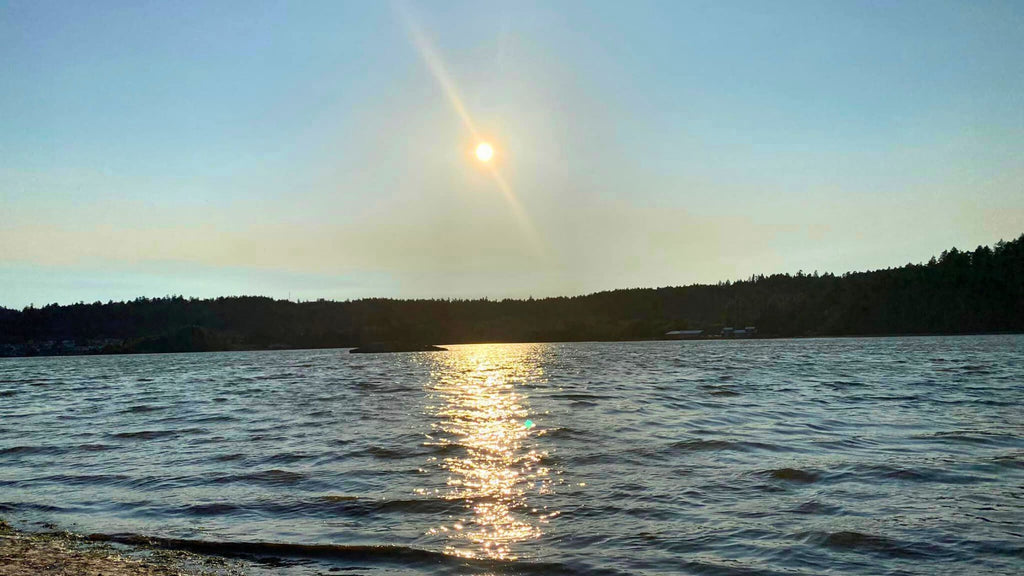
left=0, top=336, right=1021, bottom=574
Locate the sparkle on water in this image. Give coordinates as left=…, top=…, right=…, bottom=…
left=423, top=347, right=551, bottom=560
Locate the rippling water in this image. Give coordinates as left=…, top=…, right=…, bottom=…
left=1, top=336, right=1021, bottom=574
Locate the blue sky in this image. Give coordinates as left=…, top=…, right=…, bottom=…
left=1, top=1, right=1021, bottom=307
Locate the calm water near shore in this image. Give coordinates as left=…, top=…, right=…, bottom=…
left=1, top=336, right=1021, bottom=575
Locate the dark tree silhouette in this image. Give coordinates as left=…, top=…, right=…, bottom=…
left=1, top=234, right=1021, bottom=356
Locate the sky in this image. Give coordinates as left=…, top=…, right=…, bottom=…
left=1, top=0, right=1022, bottom=308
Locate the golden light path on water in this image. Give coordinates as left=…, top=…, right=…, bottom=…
left=419, top=345, right=557, bottom=560
left=397, top=7, right=547, bottom=259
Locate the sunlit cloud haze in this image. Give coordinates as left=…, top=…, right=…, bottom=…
left=1, top=1, right=1022, bottom=307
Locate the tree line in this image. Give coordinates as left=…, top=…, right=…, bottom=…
left=1, top=234, right=1021, bottom=355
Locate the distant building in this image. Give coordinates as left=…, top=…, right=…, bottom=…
left=722, top=326, right=756, bottom=338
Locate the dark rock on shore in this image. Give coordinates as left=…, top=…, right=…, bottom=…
left=350, top=342, right=447, bottom=353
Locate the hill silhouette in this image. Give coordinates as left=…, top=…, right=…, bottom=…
left=1, top=235, right=1021, bottom=356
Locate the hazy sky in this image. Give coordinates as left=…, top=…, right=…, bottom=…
left=2, top=1, right=1021, bottom=308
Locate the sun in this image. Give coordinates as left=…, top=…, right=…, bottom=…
left=475, top=142, right=494, bottom=162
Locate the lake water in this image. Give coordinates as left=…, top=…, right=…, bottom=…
left=0, top=336, right=1021, bottom=575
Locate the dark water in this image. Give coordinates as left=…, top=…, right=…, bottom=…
left=1, top=336, right=1022, bottom=575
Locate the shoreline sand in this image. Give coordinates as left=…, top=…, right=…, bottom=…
left=0, top=519, right=248, bottom=576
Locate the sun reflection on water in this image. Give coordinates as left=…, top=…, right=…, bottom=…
left=420, top=345, right=555, bottom=560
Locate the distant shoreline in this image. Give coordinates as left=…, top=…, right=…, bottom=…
left=2, top=235, right=1021, bottom=358
left=1, top=331, right=1020, bottom=359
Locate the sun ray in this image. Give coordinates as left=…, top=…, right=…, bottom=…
left=396, top=5, right=547, bottom=259
left=398, top=7, right=480, bottom=140
left=486, top=165, right=546, bottom=257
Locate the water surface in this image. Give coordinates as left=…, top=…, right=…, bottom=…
left=1, top=336, right=1021, bottom=574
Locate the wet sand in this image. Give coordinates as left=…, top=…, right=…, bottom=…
left=0, top=520, right=247, bottom=576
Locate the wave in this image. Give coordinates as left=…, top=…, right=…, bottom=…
left=0, top=501, right=73, bottom=513
left=18, top=473, right=132, bottom=487
left=314, top=496, right=465, bottom=516
left=802, top=530, right=948, bottom=559
left=111, top=495, right=474, bottom=521
left=791, top=500, right=844, bottom=515
left=764, top=468, right=819, bottom=483
left=669, top=439, right=782, bottom=453
left=680, top=558, right=808, bottom=576
left=210, top=469, right=308, bottom=486
left=0, top=445, right=66, bottom=456
left=120, top=404, right=164, bottom=414
left=110, top=430, right=179, bottom=440
left=77, top=442, right=115, bottom=452
left=85, top=533, right=460, bottom=564
left=78, top=532, right=628, bottom=575
left=829, top=463, right=990, bottom=485
left=915, top=430, right=1022, bottom=446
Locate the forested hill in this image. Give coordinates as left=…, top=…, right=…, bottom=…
left=1, top=235, right=1022, bottom=356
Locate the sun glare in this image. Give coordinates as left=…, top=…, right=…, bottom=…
left=475, top=142, right=494, bottom=162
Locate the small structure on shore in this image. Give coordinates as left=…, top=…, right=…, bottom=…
left=722, top=326, right=757, bottom=338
